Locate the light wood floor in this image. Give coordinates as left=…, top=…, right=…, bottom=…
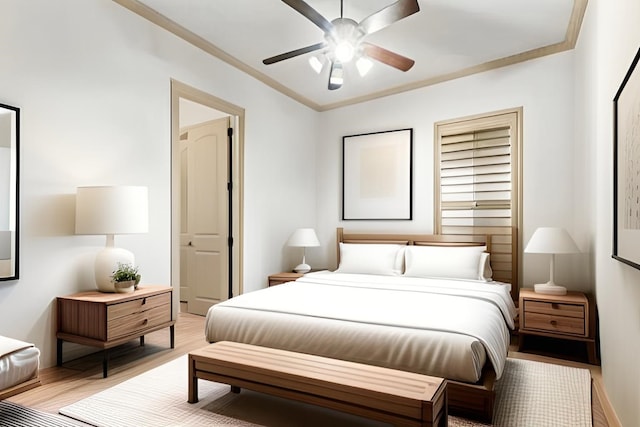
left=7, top=312, right=609, bottom=425
left=8, top=312, right=209, bottom=413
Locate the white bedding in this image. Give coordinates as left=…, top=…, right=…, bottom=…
left=0, top=337, right=40, bottom=392
left=205, top=271, right=516, bottom=383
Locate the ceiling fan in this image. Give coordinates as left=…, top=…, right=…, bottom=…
left=263, top=0, right=420, bottom=90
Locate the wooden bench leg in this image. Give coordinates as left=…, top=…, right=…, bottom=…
left=188, top=355, right=198, bottom=403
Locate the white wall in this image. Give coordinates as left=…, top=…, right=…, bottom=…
left=574, top=0, right=640, bottom=424
left=0, top=0, right=318, bottom=367
left=315, top=52, right=591, bottom=293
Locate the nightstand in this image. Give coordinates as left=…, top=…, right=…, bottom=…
left=56, top=285, right=175, bottom=377
left=518, top=288, right=598, bottom=364
left=268, top=272, right=304, bottom=286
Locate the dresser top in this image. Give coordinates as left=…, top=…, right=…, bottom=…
left=519, top=287, right=587, bottom=303
left=57, top=285, right=172, bottom=303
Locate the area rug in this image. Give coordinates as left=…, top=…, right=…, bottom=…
left=0, top=400, right=88, bottom=427
left=59, top=355, right=592, bottom=427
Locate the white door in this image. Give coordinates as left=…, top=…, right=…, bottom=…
left=180, top=117, right=230, bottom=315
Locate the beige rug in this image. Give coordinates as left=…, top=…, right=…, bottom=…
left=59, top=355, right=591, bottom=427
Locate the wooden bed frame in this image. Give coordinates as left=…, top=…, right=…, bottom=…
left=336, top=227, right=512, bottom=422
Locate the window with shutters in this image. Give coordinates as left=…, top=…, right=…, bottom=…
left=434, top=108, right=522, bottom=298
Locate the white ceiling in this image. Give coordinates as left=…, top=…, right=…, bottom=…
left=119, top=0, right=586, bottom=111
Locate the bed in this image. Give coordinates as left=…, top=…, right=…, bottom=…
left=0, top=336, right=41, bottom=399
left=205, top=228, right=517, bottom=421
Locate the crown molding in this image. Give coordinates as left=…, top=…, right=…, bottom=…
left=113, top=0, right=588, bottom=112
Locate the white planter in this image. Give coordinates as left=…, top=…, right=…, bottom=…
left=114, top=280, right=135, bottom=293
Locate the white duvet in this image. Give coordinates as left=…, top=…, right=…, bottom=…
left=205, top=271, right=517, bottom=383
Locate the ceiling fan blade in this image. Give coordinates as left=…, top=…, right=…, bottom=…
left=328, top=61, right=344, bottom=90
left=362, top=43, right=415, bottom=72
left=282, top=0, right=334, bottom=33
left=263, top=42, right=327, bottom=65
left=358, top=0, right=420, bottom=35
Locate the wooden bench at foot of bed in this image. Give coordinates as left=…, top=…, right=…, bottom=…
left=188, top=341, right=448, bottom=427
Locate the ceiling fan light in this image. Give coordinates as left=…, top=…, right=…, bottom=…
left=334, top=41, right=355, bottom=63
left=329, top=61, right=344, bottom=90
left=356, top=56, right=373, bottom=76
left=308, top=55, right=324, bottom=74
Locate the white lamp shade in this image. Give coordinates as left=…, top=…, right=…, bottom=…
left=76, top=186, right=149, bottom=235
left=287, top=228, right=320, bottom=247
left=524, top=227, right=579, bottom=254
left=76, top=186, right=148, bottom=292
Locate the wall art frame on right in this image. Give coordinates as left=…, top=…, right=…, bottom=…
left=613, top=47, right=640, bottom=270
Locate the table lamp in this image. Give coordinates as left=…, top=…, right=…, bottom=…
left=287, top=228, right=320, bottom=273
left=524, top=227, right=579, bottom=295
left=76, top=186, right=148, bottom=292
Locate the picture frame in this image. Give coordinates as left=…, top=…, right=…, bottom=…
left=613, top=47, right=640, bottom=270
left=342, top=128, right=412, bottom=220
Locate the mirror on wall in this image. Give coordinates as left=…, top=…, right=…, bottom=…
left=0, top=103, right=19, bottom=281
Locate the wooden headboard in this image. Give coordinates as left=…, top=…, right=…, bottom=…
left=336, top=228, right=518, bottom=301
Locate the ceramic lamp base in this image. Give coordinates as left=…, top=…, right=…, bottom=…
left=534, top=282, right=567, bottom=295
left=293, top=263, right=311, bottom=273
left=95, top=246, right=135, bottom=293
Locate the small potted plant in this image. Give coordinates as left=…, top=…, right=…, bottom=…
left=111, top=262, right=141, bottom=293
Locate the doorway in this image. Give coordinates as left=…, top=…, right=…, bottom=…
left=171, top=80, right=244, bottom=317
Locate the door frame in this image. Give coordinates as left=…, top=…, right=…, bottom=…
left=170, top=79, right=244, bottom=318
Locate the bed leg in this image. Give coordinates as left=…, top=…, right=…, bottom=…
left=230, top=385, right=241, bottom=394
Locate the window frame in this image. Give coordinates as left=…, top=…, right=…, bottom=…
left=434, top=107, right=523, bottom=297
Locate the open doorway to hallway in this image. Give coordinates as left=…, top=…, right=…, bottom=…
left=171, top=80, right=244, bottom=317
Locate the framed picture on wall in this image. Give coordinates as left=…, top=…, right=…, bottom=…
left=613, top=47, right=640, bottom=270
left=342, top=128, right=413, bottom=220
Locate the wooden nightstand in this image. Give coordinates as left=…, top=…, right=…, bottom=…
left=518, top=288, right=598, bottom=364
left=56, top=285, right=175, bottom=377
left=268, top=272, right=304, bottom=286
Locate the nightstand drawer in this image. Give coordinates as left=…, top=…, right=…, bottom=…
left=108, top=293, right=171, bottom=320
left=524, top=300, right=584, bottom=318
left=108, top=304, right=171, bottom=340
left=523, top=312, right=586, bottom=336
left=268, top=272, right=304, bottom=286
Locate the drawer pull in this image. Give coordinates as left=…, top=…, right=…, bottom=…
left=550, top=320, right=557, bottom=326
left=142, top=319, right=148, bottom=325
left=142, top=298, right=147, bottom=305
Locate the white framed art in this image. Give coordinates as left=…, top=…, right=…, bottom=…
left=342, top=128, right=412, bottom=220
left=613, top=47, right=640, bottom=270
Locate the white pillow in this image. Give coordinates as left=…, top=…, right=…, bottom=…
left=336, top=243, right=406, bottom=276
left=479, top=252, right=493, bottom=281
left=403, top=245, right=489, bottom=281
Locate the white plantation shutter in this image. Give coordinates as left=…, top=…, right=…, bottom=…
left=435, top=109, right=522, bottom=298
